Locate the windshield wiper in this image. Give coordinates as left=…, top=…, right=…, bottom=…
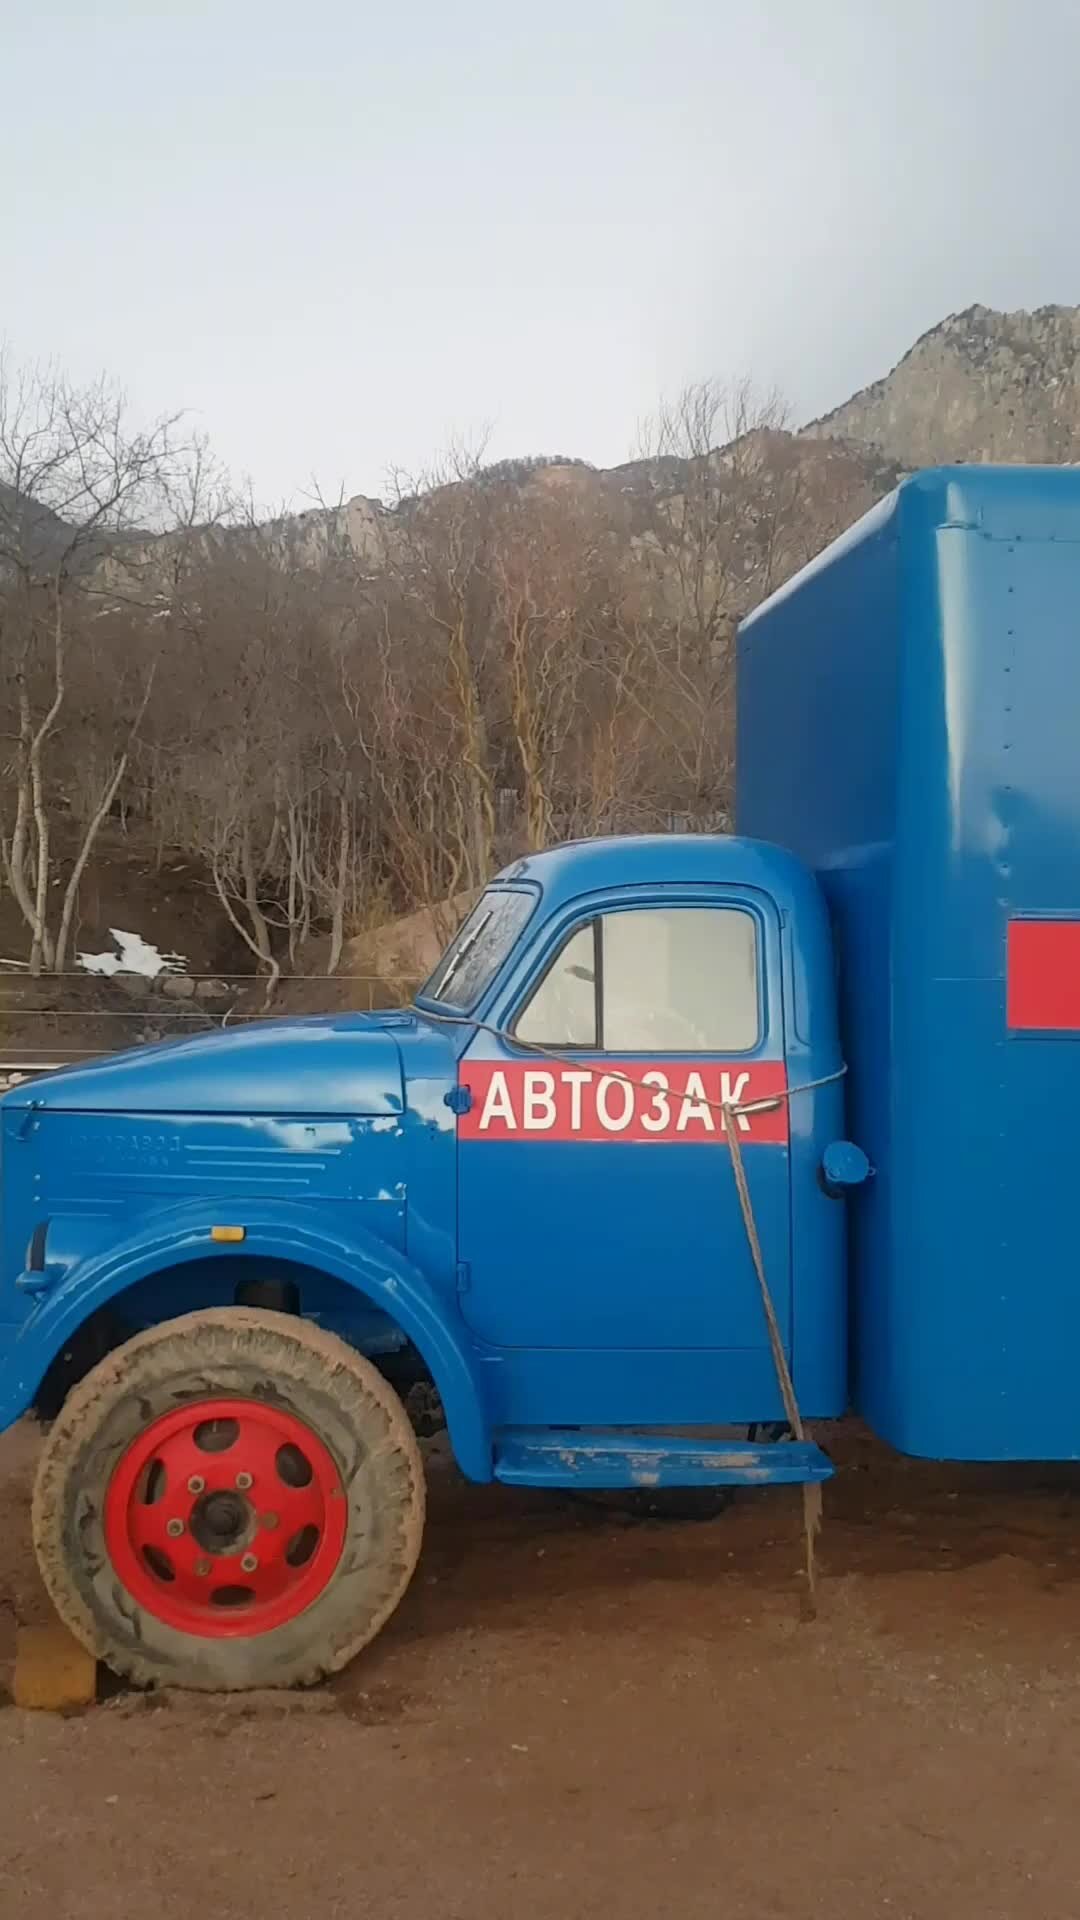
left=435, top=909, right=493, bottom=1002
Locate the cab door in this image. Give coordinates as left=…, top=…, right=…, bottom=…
left=456, top=891, right=791, bottom=1413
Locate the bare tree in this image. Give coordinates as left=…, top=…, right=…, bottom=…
left=381, top=442, right=502, bottom=886
left=0, top=359, right=190, bottom=971
left=629, top=377, right=806, bottom=816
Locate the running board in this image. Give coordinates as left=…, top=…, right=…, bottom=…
left=493, top=1430, right=834, bottom=1491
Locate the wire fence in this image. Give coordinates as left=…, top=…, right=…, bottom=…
left=0, top=971, right=423, bottom=1087
left=0, top=970, right=425, bottom=981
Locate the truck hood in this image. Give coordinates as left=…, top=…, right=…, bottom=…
left=2, top=1012, right=412, bottom=1117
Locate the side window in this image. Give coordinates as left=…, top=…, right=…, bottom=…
left=516, top=906, right=759, bottom=1052
left=604, top=907, right=758, bottom=1050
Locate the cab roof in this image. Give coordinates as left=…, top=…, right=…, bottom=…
left=496, top=833, right=819, bottom=918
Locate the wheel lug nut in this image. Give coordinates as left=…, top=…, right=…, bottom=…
left=165, top=1518, right=185, bottom=1538
left=240, top=1553, right=258, bottom=1573
left=235, top=1471, right=253, bottom=1490
left=187, top=1475, right=205, bottom=1494
left=195, top=1559, right=211, bottom=1577
left=261, top=1512, right=279, bottom=1531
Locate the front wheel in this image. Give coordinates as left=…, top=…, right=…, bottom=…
left=32, top=1308, right=426, bottom=1690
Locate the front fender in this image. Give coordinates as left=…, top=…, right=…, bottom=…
left=5, top=1200, right=493, bottom=1482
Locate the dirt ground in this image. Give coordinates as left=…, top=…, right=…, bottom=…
left=3, top=1419, right=1080, bottom=1918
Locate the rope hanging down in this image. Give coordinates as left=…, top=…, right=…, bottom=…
left=421, top=1004, right=844, bottom=1619
left=722, top=1097, right=823, bottom=1619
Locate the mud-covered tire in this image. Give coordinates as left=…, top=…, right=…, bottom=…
left=32, top=1308, right=426, bottom=1691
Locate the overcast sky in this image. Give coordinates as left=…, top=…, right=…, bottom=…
left=5, top=0, right=1080, bottom=506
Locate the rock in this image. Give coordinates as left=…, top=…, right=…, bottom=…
left=804, top=303, right=1080, bottom=467
left=159, top=973, right=196, bottom=1000
left=14, top=1621, right=98, bottom=1712
left=113, top=972, right=152, bottom=999
left=195, top=978, right=232, bottom=1001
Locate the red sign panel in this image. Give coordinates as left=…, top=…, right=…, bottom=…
left=1007, top=919, right=1080, bottom=1031
left=458, top=1059, right=789, bottom=1144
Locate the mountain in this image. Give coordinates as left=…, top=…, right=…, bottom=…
left=13, top=301, right=1080, bottom=600
left=802, top=303, right=1080, bottom=467
left=222, top=301, right=1080, bottom=574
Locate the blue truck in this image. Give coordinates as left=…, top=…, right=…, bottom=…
left=3, top=464, right=1076, bottom=1690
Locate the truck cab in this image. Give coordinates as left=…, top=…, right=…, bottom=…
left=429, top=835, right=848, bottom=1430
left=0, top=833, right=849, bottom=1691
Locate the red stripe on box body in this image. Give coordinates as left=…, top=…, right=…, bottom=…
left=1007, top=919, right=1080, bottom=1031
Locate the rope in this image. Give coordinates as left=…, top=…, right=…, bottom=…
left=722, top=1099, right=821, bottom=1619
left=420, top=1004, right=841, bottom=1619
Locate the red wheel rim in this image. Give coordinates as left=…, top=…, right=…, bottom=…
left=103, top=1398, right=348, bottom=1639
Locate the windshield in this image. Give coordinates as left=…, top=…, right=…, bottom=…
left=419, top=888, right=537, bottom=1010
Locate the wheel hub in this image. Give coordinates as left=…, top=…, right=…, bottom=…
left=191, top=1490, right=250, bottom=1552
left=103, top=1397, right=348, bottom=1638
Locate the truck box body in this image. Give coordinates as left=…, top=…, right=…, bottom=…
left=738, top=467, right=1080, bottom=1461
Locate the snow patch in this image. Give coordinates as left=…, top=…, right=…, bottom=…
left=77, top=930, right=187, bottom=979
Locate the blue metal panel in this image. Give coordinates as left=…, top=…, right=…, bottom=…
left=35, top=1110, right=404, bottom=1209
left=740, top=465, right=1080, bottom=1460
left=0, top=1110, right=33, bottom=1341
left=739, top=489, right=900, bottom=1418
left=0, top=1100, right=408, bottom=1348
left=888, top=488, right=1080, bottom=1457
left=472, top=1344, right=807, bottom=1429
left=0, top=1199, right=494, bottom=1480
left=396, top=1022, right=463, bottom=1300
left=7, top=1012, right=410, bottom=1116
left=493, top=1430, right=834, bottom=1488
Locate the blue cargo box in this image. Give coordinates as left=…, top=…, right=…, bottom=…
left=738, top=467, right=1080, bottom=1461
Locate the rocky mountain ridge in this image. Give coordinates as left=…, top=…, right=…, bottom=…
left=804, top=302, right=1080, bottom=468
left=254, top=301, right=1080, bottom=569
left=17, top=301, right=1075, bottom=603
